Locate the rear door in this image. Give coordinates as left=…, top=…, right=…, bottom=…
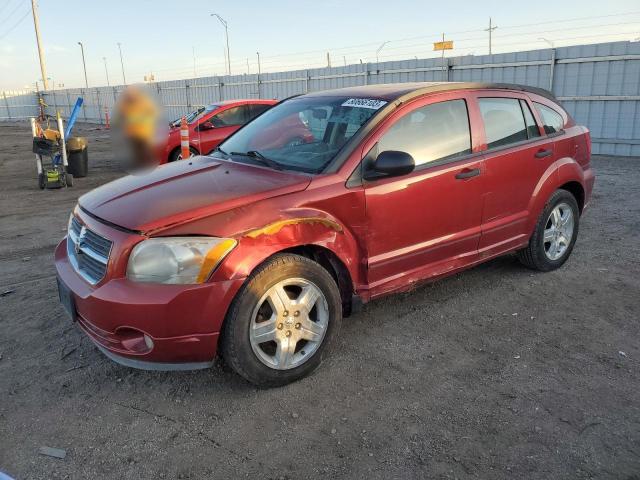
left=362, top=93, right=485, bottom=293
left=471, top=92, right=554, bottom=254
left=195, top=103, right=249, bottom=154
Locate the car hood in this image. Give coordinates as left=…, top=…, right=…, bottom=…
left=79, top=156, right=311, bottom=233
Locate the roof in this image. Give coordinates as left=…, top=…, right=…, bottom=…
left=304, top=81, right=556, bottom=102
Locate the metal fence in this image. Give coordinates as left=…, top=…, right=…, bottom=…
left=2, top=40, right=639, bottom=155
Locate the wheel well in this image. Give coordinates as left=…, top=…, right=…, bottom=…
left=281, top=245, right=355, bottom=317
left=559, top=181, right=585, bottom=213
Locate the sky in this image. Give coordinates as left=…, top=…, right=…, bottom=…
left=0, top=0, right=639, bottom=91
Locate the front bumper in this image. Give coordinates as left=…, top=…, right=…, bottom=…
left=54, top=238, right=245, bottom=369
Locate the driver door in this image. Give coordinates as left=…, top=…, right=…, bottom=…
left=362, top=94, right=485, bottom=295
left=193, top=103, right=249, bottom=154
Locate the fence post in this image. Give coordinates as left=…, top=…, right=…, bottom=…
left=95, top=89, right=103, bottom=124
left=363, top=63, right=369, bottom=86
left=2, top=91, right=11, bottom=120
left=80, top=88, right=87, bottom=122
left=549, top=48, right=556, bottom=93
left=65, top=90, right=72, bottom=117
left=185, top=80, right=191, bottom=109
left=305, top=70, right=310, bottom=93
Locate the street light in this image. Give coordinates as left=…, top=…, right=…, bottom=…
left=117, top=42, right=126, bottom=85
left=77, top=42, right=88, bottom=88
left=376, top=41, right=389, bottom=65
left=211, top=13, right=231, bottom=75
left=102, top=57, right=110, bottom=86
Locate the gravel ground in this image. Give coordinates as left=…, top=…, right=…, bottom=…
left=0, top=121, right=639, bottom=480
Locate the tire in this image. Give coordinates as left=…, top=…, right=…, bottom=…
left=65, top=172, right=73, bottom=187
left=38, top=173, right=46, bottom=190
left=169, top=146, right=198, bottom=162
left=221, top=253, right=342, bottom=387
left=517, top=189, right=579, bottom=271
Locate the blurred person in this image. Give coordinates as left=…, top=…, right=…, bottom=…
left=112, top=85, right=162, bottom=171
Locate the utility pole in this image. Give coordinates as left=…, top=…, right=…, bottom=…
left=77, top=42, right=88, bottom=88
left=211, top=14, right=231, bottom=75
left=103, top=57, right=110, bottom=86
left=326, top=52, right=331, bottom=68
left=30, top=0, right=48, bottom=91
left=246, top=57, right=250, bottom=75
left=256, top=51, right=261, bottom=98
left=117, top=42, right=126, bottom=84
left=485, top=17, right=498, bottom=55
left=376, top=41, right=389, bottom=66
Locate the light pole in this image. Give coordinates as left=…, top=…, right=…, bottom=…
left=376, top=41, right=389, bottom=65
left=102, top=57, right=110, bottom=86
left=77, top=42, right=88, bottom=88
left=117, top=42, right=126, bottom=85
left=211, top=14, right=231, bottom=75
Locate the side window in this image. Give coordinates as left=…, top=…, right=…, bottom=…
left=520, top=100, right=541, bottom=139
left=478, top=98, right=528, bottom=149
left=211, top=105, right=248, bottom=126
left=533, top=102, right=564, bottom=134
left=377, top=99, right=471, bottom=167
left=248, top=104, right=272, bottom=120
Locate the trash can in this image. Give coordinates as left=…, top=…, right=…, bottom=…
left=66, top=137, right=88, bottom=178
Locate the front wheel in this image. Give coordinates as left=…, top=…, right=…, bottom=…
left=221, top=253, right=342, bottom=387
left=169, top=146, right=198, bottom=162
left=517, top=189, right=579, bottom=271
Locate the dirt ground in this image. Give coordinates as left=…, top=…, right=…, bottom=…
left=0, top=120, right=638, bottom=480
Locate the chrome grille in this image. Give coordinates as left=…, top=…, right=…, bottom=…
left=67, top=216, right=112, bottom=285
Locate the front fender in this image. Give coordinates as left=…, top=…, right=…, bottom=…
left=211, top=207, right=363, bottom=290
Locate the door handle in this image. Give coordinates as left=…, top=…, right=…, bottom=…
left=535, top=149, right=553, bottom=158
left=455, top=168, right=481, bottom=180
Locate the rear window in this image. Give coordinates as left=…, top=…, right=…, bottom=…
left=377, top=99, right=471, bottom=167
left=534, top=102, right=564, bottom=134
left=478, top=98, right=528, bottom=149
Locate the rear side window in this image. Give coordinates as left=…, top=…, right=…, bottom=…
left=520, top=100, right=541, bottom=139
left=211, top=105, right=248, bottom=126
left=377, top=99, right=471, bottom=167
left=248, top=104, right=272, bottom=120
left=533, top=102, right=564, bottom=134
left=479, top=98, right=528, bottom=149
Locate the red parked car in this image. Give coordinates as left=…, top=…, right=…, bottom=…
left=56, top=82, right=594, bottom=386
left=163, top=99, right=280, bottom=163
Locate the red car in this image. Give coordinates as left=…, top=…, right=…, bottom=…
left=56, top=82, right=594, bottom=387
left=163, top=99, right=278, bottom=163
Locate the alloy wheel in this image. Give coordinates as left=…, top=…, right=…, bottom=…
left=543, top=202, right=575, bottom=261
left=249, top=278, right=329, bottom=370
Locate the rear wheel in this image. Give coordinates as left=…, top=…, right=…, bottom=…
left=517, top=189, right=579, bottom=271
left=221, top=253, right=342, bottom=387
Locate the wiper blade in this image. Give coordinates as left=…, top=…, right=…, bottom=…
left=230, top=150, right=283, bottom=170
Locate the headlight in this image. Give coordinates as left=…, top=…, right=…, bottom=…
left=126, top=237, right=237, bottom=284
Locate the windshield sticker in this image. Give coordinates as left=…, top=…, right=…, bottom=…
left=341, top=98, right=387, bottom=110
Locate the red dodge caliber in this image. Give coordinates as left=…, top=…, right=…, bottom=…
left=56, top=82, right=595, bottom=386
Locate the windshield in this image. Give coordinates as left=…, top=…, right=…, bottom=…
left=216, top=96, right=386, bottom=173
left=170, top=104, right=219, bottom=127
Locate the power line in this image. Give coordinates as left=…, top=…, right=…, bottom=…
left=0, top=0, right=24, bottom=27
left=0, top=8, right=29, bottom=41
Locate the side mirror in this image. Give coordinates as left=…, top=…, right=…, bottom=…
left=199, top=121, right=215, bottom=131
left=367, top=150, right=415, bottom=179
